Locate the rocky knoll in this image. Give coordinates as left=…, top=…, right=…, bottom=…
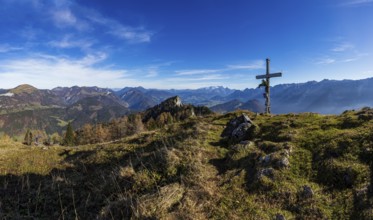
left=142, top=96, right=212, bottom=123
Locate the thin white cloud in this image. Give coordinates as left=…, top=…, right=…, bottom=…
left=85, top=10, right=153, bottom=43
left=0, top=53, right=129, bottom=89
left=316, top=58, right=336, bottom=65
left=145, top=69, right=158, bottom=78
left=341, top=58, right=359, bottom=63
left=331, top=43, right=354, bottom=52
left=175, top=69, right=220, bottom=76
left=227, top=60, right=265, bottom=70
left=48, top=35, right=94, bottom=50
left=168, top=74, right=228, bottom=82
left=50, top=8, right=90, bottom=31
left=316, top=51, right=368, bottom=65
left=0, top=44, right=23, bottom=53
left=109, top=26, right=152, bottom=43
left=175, top=60, right=265, bottom=76
left=52, top=9, right=77, bottom=26
left=76, top=52, right=107, bottom=66
left=341, top=0, right=373, bottom=6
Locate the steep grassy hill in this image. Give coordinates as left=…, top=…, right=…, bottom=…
left=0, top=108, right=372, bottom=219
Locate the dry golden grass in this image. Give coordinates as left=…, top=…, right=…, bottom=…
left=0, top=109, right=372, bottom=219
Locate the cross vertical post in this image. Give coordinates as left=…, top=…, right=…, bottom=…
left=265, top=58, right=270, bottom=114
left=256, top=58, right=282, bottom=114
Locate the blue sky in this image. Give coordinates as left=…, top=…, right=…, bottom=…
left=0, top=0, right=372, bottom=89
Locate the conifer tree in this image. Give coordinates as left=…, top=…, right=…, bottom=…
left=63, top=122, right=75, bottom=146
left=23, top=129, right=33, bottom=146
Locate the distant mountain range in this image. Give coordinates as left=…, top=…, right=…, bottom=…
left=0, top=77, right=372, bottom=136
left=115, top=78, right=373, bottom=114
left=210, top=99, right=264, bottom=114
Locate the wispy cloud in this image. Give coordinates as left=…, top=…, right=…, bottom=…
left=316, top=58, right=336, bottom=65
left=47, top=1, right=153, bottom=43
left=85, top=10, right=153, bottom=43
left=167, top=74, right=228, bottom=82
left=0, top=44, right=23, bottom=53
left=331, top=43, right=354, bottom=52
left=175, top=69, right=220, bottom=76
left=341, top=0, right=373, bottom=6
left=315, top=52, right=368, bottom=65
left=175, top=60, right=265, bottom=76
left=48, top=35, right=95, bottom=50
left=52, top=9, right=77, bottom=26
left=0, top=53, right=129, bottom=89
left=227, top=60, right=265, bottom=70
left=145, top=69, right=158, bottom=78
left=109, top=26, right=153, bottom=43
left=50, top=8, right=90, bottom=31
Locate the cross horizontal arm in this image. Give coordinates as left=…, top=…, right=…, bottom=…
left=255, top=72, right=282, bottom=79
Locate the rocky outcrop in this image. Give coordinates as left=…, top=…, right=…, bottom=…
left=357, top=107, right=373, bottom=121
left=142, top=96, right=212, bottom=123
left=256, top=168, right=275, bottom=180
left=258, top=149, right=291, bottom=169
left=221, top=113, right=258, bottom=142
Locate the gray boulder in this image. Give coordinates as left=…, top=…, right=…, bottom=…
left=259, top=154, right=272, bottom=165
left=276, top=157, right=290, bottom=169
left=257, top=168, right=275, bottom=180
left=221, top=113, right=258, bottom=142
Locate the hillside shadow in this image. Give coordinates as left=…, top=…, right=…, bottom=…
left=0, top=135, right=181, bottom=220
left=209, top=151, right=259, bottom=189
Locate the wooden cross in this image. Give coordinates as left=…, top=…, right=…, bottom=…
left=256, top=58, right=282, bottom=114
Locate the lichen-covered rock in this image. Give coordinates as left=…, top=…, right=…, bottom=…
left=257, top=168, right=275, bottom=180
left=276, top=157, right=290, bottom=169
left=232, top=122, right=252, bottom=139
left=259, top=154, right=272, bottom=165
left=281, top=148, right=291, bottom=158
left=221, top=113, right=258, bottom=142
left=283, top=142, right=293, bottom=153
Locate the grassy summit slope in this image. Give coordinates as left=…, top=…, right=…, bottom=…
left=0, top=108, right=372, bottom=219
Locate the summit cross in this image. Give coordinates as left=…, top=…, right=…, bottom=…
left=255, top=58, right=282, bottom=114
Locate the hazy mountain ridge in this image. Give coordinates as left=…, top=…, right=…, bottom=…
left=1, top=78, right=372, bottom=136
left=115, top=85, right=235, bottom=109
left=210, top=99, right=264, bottom=113
left=117, top=88, right=158, bottom=111
left=52, top=86, right=125, bottom=106
left=114, top=78, right=373, bottom=114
